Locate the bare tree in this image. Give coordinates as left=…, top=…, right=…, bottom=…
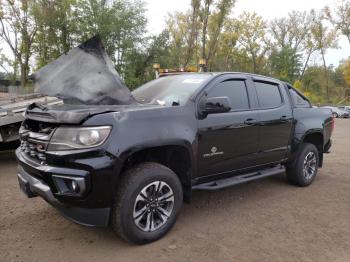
left=183, top=0, right=201, bottom=67
left=0, top=0, right=37, bottom=87
left=325, top=1, right=350, bottom=44
left=270, top=11, right=312, bottom=52
left=200, top=0, right=213, bottom=66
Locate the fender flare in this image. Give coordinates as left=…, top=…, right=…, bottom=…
left=290, top=130, right=324, bottom=166
left=118, top=139, right=196, bottom=179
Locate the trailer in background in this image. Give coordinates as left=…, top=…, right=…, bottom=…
left=0, top=93, right=62, bottom=150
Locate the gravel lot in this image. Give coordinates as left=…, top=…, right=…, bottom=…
left=0, top=119, right=349, bottom=262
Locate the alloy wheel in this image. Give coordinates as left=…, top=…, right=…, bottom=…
left=303, top=152, right=317, bottom=180
left=133, top=181, right=174, bottom=232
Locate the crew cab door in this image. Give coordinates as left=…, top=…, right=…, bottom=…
left=252, top=78, right=293, bottom=165
left=196, top=75, right=260, bottom=178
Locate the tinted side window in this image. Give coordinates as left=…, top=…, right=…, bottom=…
left=289, top=88, right=310, bottom=107
left=255, top=81, right=282, bottom=108
left=208, top=80, right=249, bottom=110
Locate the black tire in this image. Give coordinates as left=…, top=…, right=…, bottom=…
left=286, top=143, right=319, bottom=187
left=111, top=162, right=183, bottom=244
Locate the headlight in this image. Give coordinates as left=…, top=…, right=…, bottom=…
left=48, top=126, right=112, bottom=151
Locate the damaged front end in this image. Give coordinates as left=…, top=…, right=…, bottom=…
left=24, top=102, right=118, bottom=124
left=16, top=101, right=120, bottom=226
left=15, top=36, right=135, bottom=226
left=16, top=106, right=118, bottom=226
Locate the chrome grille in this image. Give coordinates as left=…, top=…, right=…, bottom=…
left=20, top=140, right=47, bottom=161
left=19, top=120, right=57, bottom=162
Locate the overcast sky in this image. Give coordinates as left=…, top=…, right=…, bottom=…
left=1, top=0, right=349, bottom=71
left=145, top=0, right=350, bottom=66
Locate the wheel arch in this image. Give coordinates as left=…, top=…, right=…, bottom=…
left=294, top=131, right=324, bottom=167
left=118, top=142, right=195, bottom=202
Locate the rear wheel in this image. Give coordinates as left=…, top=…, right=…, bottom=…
left=111, top=162, right=183, bottom=244
left=286, top=143, right=319, bottom=187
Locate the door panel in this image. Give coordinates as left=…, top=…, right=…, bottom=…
left=255, top=107, right=293, bottom=164
left=196, top=77, right=260, bottom=178
left=253, top=80, right=293, bottom=165
left=197, top=111, right=260, bottom=177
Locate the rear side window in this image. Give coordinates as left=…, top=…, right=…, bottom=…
left=289, top=88, right=310, bottom=107
left=254, top=81, right=282, bottom=108
left=208, top=80, right=249, bottom=111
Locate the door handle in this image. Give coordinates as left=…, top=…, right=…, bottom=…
left=244, top=118, right=257, bottom=125
left=280, top=115, right=289, bottom=121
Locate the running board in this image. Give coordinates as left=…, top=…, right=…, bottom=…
left=192, top=165, right=285, bottom=191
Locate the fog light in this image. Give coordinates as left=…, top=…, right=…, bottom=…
left=71, top=180, right=79, bottom=193
left=52, top=175, right=86, bottom=196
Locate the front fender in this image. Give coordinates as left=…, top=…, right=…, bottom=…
left=83, top=103, right=198, bottom=177
left=118, top=139, right=196, bottom=167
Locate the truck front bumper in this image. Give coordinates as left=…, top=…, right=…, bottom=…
left=16, top=149, right=111, bottom=227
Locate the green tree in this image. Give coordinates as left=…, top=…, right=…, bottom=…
left=340, top=58, right=350, bottom=86
left=210, top=18, right=240, bottom=71
left=310, top=9, right=338, bottom=101
left=235, top=12, right=269, bottom=73
left=124, top=30, right=172, bottom=88
left=183, top=0, right=201, bottom=67
left=166, top=0, right=235, bottom=70
left=205, top=0, right=235, bottom=69
left=200, top=0, right=213, bottom=65
left=199, top=0, right=235, bottom=68
left=166, top=11, right=192, bottom=68
left=302, top=65, right=345, bottom=104
left=270, top=11, right=314, bottom=80
left=74, top=0, right=147, bottom=74
left=269, top=45, right=302, bottom=83
left=299, top=30, right=318, bottom=80
left=32, top=0, right=78, bottom=68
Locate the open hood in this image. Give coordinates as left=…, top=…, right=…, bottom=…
left=32, top=36, right=136, bottom=105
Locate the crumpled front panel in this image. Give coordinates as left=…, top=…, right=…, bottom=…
left=32, top=36, right=136, bottom=105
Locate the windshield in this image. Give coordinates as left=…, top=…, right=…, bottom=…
left=132, top=74, right=211, bottom=106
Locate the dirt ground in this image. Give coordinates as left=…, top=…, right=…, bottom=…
left=0, top=120, right=349, bottom=262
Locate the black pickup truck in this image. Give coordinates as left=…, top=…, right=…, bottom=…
left=16, top=38, right=333, bottom=244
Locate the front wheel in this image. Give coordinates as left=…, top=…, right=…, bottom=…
left=111, top=162, right=183, bottom=244
left=286, top=143, right=319, bottom=187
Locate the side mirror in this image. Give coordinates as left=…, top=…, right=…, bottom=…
left=201, top=96, right=231, bottom=116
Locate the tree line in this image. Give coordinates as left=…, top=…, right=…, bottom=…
left=1, top=0, right=350, bottom=104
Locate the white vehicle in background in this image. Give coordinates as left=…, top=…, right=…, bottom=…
left=322, top=106, right=350, bottom=118
left=338, top=106, right=350, bottom=113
